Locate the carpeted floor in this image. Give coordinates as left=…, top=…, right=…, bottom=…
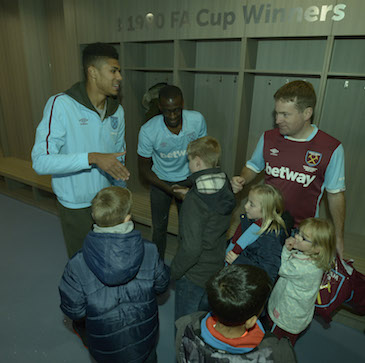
left=0, top=193, right=364, bottom=362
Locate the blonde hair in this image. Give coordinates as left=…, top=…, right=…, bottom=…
left=250, top=184, right=286, bottom=236
left=299, top=218, right=336, bottom=271
left=92, top=186, right=132, bottom=227
left=187, top=136, right=221, bottom=168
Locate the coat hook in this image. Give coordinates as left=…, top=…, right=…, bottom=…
left=234, top=76, right=237, bottom=83
left=344, top=80, right=349, bottom=89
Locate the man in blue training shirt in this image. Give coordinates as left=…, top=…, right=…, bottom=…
left=32, top=43, right=130, bottom=258
left=137, top=85, right=207, bottom=260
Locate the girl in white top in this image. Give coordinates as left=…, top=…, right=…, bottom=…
left=268, top=218, right=336, bottom=346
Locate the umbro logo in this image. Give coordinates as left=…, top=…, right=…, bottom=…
left=79, top=118, right=88, bottom=125
left=270, top=148, right=279, bottom=156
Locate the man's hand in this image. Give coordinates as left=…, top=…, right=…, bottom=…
left=285, top=237, right=295, bottom=251
left=171, top=185, right=189, bottom=200
left=225, top=251, right=239, bottom=265
left=231, top=176, right=245, bottom=194
left=88, top=152, right=130, bottom=181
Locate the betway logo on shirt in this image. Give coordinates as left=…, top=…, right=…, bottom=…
left=160, top=150, right=187, bottom=159
left=265, top=162, right=316, bottom=188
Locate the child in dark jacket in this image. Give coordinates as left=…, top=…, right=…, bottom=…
left=175, top=264, right=297, bottom=362
left=59, top=186, right=170, bottom=363
left=171, top=136, right=236, bottom=322
left=225, top=184, right=291, bottom=283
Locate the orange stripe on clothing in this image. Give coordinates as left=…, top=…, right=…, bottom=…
left=206, top=315, right=264, bottom=348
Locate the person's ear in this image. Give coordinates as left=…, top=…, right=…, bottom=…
left=123, top=214, right=131, bottom=223
left=244, top=315, right=257, bottom=330
left=88, top=65, right=97, bottom=80
left=303, top=107, right=313, bottom=121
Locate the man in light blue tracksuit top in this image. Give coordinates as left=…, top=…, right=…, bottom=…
left=32, top=43, right=130, bottom=258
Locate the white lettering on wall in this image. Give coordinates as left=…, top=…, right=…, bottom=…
left=242, top=3, right=346, bottom=24
left=119, top=3, right=347, bottom=32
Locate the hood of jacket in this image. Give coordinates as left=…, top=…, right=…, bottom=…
left=188, top=168, right=236, bottom=216
left=65, top=81, right=120, bottom=118
left=82, top=229, right=144, bottom=286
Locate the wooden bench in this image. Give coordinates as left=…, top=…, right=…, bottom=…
left=0, top=157, right=52, bottom=192
left=0, top=157, right=179, bottom=234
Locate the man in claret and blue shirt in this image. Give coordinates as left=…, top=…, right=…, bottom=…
left=32, top=43, right=130, bottom=258
left=232, top=80, right=346, bottom=258
left=138, top=85, right=207, bottom=260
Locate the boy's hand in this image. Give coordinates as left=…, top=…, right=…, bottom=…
left=171, top=185, right=189, bottom=200
left=231, top=176, right=245, bottom=193
left=225, top=251, right=239, bottom=264
left=285, top=237, right=295, bottom=251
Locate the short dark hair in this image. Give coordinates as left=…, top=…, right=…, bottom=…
left=82, top=42, right=119, bottom=79
left=92, top=186, right=132, bottom=227
left=206, top=265, right=272, bottom=326
left=274, top=80, right=316, bottom=113
left=159, top=85, right=183, bottom=101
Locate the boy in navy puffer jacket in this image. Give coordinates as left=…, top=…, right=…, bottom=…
left=59, top=186, right=170, bottom=363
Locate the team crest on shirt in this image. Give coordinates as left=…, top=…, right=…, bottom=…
left=305, top=150, right=322, bottom=166
left=111, top=117, right=118, bottom=129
